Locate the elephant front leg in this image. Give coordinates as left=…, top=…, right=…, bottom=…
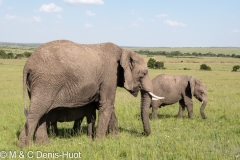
left=95, top=103, right=113, bottom=140
left=107, top=109, right=118, bottom=137
left=151, top=105, right=158, bottom=120
left=184, top=97, right=194, bottom=119
left=86, top=111, right=96, bottom=138
left=72, top=118, right=83, bottom=136
left=151, top=100, right=161, bottom=120
left=178, top=100, right=186, bottom=118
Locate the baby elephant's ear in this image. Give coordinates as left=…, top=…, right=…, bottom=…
left=120, top=49, right=134, bottom=91
left=189, top=76, right=196, bottom=96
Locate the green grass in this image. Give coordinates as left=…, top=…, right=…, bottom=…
left=0, top=55, right=240, bottom=159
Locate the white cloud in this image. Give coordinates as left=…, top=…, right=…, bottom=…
left=63, top=0, right=104, bottom=5
left=156, top=14, right=169, bottom=18
left=4, top=14, right=42, bottom=23
left=130, top=10, right=143, bottom=27
left=56, top=15, right=64, bottom=23
left=4, top=14, right=16, bottom=20
left=84, top=23, right=93, bottom=28
left=39, top=3, right=63, bottom=13
left=32, top=16, right=42, bottom=22
left=232, top=29, right=240, bottom=33
left=137, top=17, right=143, bottom=22
left=0, top=0, right=3, bottom=5
left=164, top=19, right=186, bottom=27
left=131, top=22, right=138, bottom=27
left=86, top=10, right=96, bottom=16
left=131, top=10, right=137, bottom=16
left=57, top=15, right=62, bottom=19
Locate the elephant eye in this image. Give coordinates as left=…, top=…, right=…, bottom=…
left=139, top=70, right=147, bottom=78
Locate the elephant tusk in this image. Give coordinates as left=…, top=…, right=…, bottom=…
left=148, top=92, right=165, bottom=101
left=152, top=97, right=159, bottom=101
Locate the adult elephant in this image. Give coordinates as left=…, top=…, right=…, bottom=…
left=18, top=40, right=162, bottom=147
left=143, top=73, right=207, bottom=120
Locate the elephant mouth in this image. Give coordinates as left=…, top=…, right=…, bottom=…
left=130, top=89, right=139, bottom=97
left=194, top=96, right=202, bottom=102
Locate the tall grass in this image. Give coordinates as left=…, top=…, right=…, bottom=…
left=0, top=55, right=240, bottom=159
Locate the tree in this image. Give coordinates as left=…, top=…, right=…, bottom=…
left=24, top=51, right=32, bottom=58
left=147, top=58, right=156, bottom=69
left=155, top=61, right=164, bottom=69
left=7, top=52, right=14, bottom=59
left=15, top=54, right=24, bottom=59
left=0, top=50, right=7, bottom=59
left=232, top=65, right=240, bottom=72
left=200, top=64, right=212, bottom=71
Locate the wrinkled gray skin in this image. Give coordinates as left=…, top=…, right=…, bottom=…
left=46, top=103, right=97, bottom=138
left=150, top=74, right=208, bottom=119
left=19, top=40, right=154, bottom=147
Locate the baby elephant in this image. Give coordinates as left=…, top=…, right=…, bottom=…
left=46, top=103, right=97, bottom=138
left=151, top=74, right=208, bottom=119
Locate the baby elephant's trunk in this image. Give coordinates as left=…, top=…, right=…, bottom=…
left=200, top=99, right=207, bottom=119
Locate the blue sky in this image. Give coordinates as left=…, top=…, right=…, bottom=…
left=0, top=0, right=240, bottom=47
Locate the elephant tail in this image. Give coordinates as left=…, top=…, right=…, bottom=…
left=23, top=67, right=31, bottom=112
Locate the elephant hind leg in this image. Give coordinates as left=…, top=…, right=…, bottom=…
left=18, top=98, right=52, bottom=147
left=35, top=115, right=50, bottom=145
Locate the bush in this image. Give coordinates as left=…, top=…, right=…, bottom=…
left=200, top=64, right=212, bottom=71
left=0, top=50, right=7, bottom=58
left=24, top=52, right=32, bottom=58
left=147, top=58, right=164, bottom=69
left=14, top=54, right=24, bottom=59
left=155, top=61, right=164, bottom=69
left=232, top=65, right=240, bottom=72
left=7, top=52, right=14, bottom=59
left=147, top=58, right=156, bottom=68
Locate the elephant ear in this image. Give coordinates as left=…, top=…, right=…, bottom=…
left=189, top=76, right=196, bottom=96
left=120, top=49, right=135, bottom=91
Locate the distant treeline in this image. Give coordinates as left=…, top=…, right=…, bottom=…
left=135, top=50, right=240, bottom=58
left=0, top=50, right=32, bottom=59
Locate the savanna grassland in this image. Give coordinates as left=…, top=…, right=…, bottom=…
left=0, top=45, right=240, bottom=159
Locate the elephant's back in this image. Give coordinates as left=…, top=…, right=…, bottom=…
left=25, top=40, right=103, bottom=78
left=152, top=74, right=188, bottom=104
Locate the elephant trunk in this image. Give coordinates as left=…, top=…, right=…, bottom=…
left=140, top=90, right=152, bottom=136
left=200, top=98, right=208, bottom=119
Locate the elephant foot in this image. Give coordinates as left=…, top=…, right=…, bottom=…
left=18, top=138, right=28, bottom=148
left=141, top=131, right=150, bottom=136
left=35, top=135, right=50, bottom=145
left=177, top=115, right=183, bottom=119
left=107, top=127, right=119, bottom=138
left=201, top=114, right=207, bottom=119
left=71, top=128, right=81, bottom=136
left=18, top=129, right=29, bottom=148
left=151, top=112, right=158, bottom=120
left=151, top=116, right=158, bottom=120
